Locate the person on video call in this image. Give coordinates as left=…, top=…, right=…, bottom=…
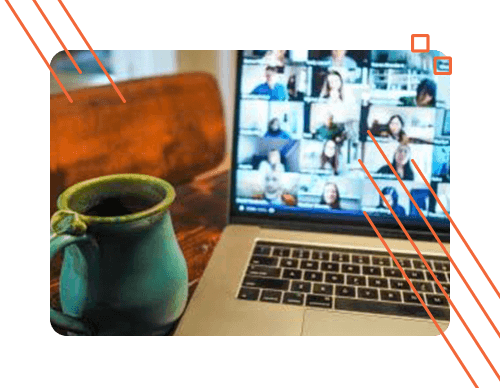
left=264, top=118, right=291, bottom=139
left=399, top=78, right=437, bottom=107
left=258, top=149, right=285, bottom=174
left=377, top=144, right=415, bottom=181
left=320, top=139, right=342, bottom=175
left=319, top=70, right=344, bottom=102
left=252, top=170, right=297, bottom=206
left=378, top=187, right=406, bottom=217
left=319, top=181, right=341, bottom=210
left=327, top=50, right=359, bottom=83
left=287, top=75, right=305, bottom=101
left=312, top=111, right=346, bottom=142
left=264, top=50, right=287, bottom=68
left=251, top=66, right=288, bottom=101
left=371, top=115, right=409, bottom=144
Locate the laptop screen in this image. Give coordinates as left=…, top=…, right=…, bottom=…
left=230, top=50, right=450, bottom=236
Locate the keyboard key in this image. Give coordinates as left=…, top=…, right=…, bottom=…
left=304, top=271, right=323, bottom=282
left=381, top=290, right=402, bottom=302
left=325, top=273, right=344, bottom=284
left=346, top=275, right=366, bottom=286
left=393, top=258, right=412, bottom=268
left=368, top=277, right=389, bottom=288
left=246, top=265, right=281, bottom=278
left=363, top=266, right=382, bottom=276
left=434, top=261, right=450, bottom=272
left=280, top=258, right=299, bottom=268
left=426, top=271, right=448, bottom=282
left=313, top=283, right=334, bottom=295
left=434, top=283, right=450, bottom=295
left=358, top=287, right=379, bottom=300
left=291, top=281, right=311, bottom=293
left=390, top=279, right=411, bottom=290
left=406, top=270, right=425, bottom=280
left=331, top=253, right=350, bottom=263
left=321, top=262, right=339, bottom=272
left=312, top=251, right=330, bottom=260
left=238, top=287, right=260, bottom=301
left=301, top=260, right=319, bottom=270
left=253, top=245, right=271, bottom=255
left=342, top=264, right=360, bottom=274
left=300, top=250, right=311, bottom=259
left=306, top=294, right=333, bottom=308
left=335, top=298, right=450, bottom=320
left=283, top=292, right=304, bottom=306
left=336, top=285, right=356, bottom=298
left=352, top=255, right=370, bottom=265
left=292, top=250, right=310, bottom=259
left=250, top=255, right=278, bottom=266
left=403, top=292, right=421, bottom=304
left=413, top=281, right=434, bottom=293
left=384, top=267, right=403, bottom=278
left=426, top=294, right=449, bottom=307
left=272, top=247, right=290, bottom=257
left=412, top=260, right=428, bottom=270
left=372, top=256, right=391, bottom=266
left=282, top=269, right=302, bottom=280
left=260, top=290, right=282, bottom=303
left=243, top=277, right=289, bottom=291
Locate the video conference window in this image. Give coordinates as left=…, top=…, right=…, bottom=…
left=234, top=50, right=450, bottom=220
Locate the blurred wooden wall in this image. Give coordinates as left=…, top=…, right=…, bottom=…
left=50, top=72, right=226, bottom=215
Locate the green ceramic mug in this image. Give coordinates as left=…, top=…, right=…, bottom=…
left=50, top=174, right=188, bottom=335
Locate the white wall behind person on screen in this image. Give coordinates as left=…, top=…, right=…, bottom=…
left=239, top=100, right=269, bottom=133
left=268, top=101, right=304, bottom=139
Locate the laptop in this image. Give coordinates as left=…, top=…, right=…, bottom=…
left=175, top=50, right=451, bottom=336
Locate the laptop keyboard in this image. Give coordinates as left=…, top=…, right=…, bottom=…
left=237, top=241, right=451, bottom=321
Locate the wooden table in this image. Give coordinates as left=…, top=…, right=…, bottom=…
left=50, top=167, right=229, bottom=335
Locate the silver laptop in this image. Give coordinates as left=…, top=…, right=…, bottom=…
left=175, top=50, right=451, bottom=336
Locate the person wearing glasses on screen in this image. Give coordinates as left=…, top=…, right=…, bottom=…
left=399, top=79, right=437, bottom=108
left=376, top=144, right=415, bottom=181
left=251, top=66, right=288, bottom=101
left=319, top=181, right=341, bottom=210
left=377, top=187, right=406, bottom=217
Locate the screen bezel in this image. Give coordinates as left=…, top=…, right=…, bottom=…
left=228, top=51, right=450, bottom=242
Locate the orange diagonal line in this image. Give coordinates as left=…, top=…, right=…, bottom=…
left=411, top=158, right=500, bottom=300
left=363, top=212, right=478, bottom=388
left=5, top=0, right=73, bottom=103
left=360, top=160, right=500, bottom=382
left=367, top=130, right=500, bottom=338
left=32, top=0, right=81, bottom=74
left=57, top=0, right=126, bottom=103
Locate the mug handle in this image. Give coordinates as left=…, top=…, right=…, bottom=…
left=50, top=211, right=99, bottom=335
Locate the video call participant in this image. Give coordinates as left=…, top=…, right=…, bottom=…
left=312, top=111, right=346, bottom=142
left=252, top=170, right=297, bottom=206
left=378, top=187, right=406, bottom=217
left=264, top=118, right=291, bottom=139
left=258, top=149, right=285, bottom=174
left=319, top=70, right=344, bottom=102
left=400, top=78, right=437, bottom=107
left=327, top=50, right=359, bottom=83
left=251, top=66, right=288, bottom=101
left=320, top=139, right=341, bottom=175
left=370, top=115, right=408, bottom=144
left=287, top=75, right=305, bottom=101
left=377, top=144, right=415, bottom=181
left=319, top=182, right=341, bottom=210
